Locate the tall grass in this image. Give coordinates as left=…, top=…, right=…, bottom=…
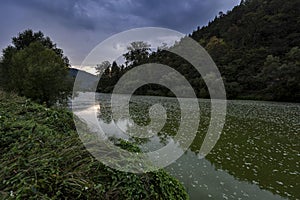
left=0, top=92, right=188, bottom=199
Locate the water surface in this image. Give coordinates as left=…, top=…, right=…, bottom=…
left=72, top=93, right=299, bottom=200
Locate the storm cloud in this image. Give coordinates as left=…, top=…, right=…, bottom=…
left=0, top=0, right=240, bottom=65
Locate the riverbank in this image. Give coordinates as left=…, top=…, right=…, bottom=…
left=0, top=91, right=188, bottom=199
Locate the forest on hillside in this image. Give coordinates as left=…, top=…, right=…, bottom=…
left=96, top=0, right=300, bottom=102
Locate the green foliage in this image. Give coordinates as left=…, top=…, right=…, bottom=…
left=0, top=30, right=72, bottom=106
left=96, top=0, right=299, bottom=102
left=123, top=41, right=151, bottom=67
left=257, top=47, right=300, bottom=101
left=10, top=30, right=69, bottom=65
left=190, top=0, right=300, bottom=101
left=0, top=91, right=189, bottom=199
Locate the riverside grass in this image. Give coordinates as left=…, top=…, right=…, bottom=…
left=0, top=91, right=188, bottom=200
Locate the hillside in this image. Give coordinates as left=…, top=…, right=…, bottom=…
left=69, top=68, right=98, bottom=91
left=190, top=0, right=300, bottom=101
left=0, top=91, right=188, bottom=199
left=95, top=0, right=300, bottom=102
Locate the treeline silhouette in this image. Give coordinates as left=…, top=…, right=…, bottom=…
left=96, top=0, right=300, bottom=102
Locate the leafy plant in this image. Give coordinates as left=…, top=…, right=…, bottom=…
left=0, top=91, right=189, bottom=199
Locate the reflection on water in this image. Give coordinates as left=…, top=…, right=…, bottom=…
left=72, top=93, right=299, bottom=200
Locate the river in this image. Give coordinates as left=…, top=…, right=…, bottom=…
left=71, top=93, right=299, bottom=200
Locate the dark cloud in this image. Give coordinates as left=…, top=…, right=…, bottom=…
left=0, top=0, right=239, bottom=65
left=6, top=0, right=97, bottom=30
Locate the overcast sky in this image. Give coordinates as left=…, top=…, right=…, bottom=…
left=0, top=0, right=240, bottom=66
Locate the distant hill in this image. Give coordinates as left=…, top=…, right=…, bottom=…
left=69, top=68, right=98, bottom=91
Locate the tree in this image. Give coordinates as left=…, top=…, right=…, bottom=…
left=0, top=46, right=17, bottom=88
left=111, top=61, right=120, bottom=76
left=11, top=29, right=69, bottom=65
left=96, top=61, right=111, bottom=76
left=258, top=47, right=300, bottom=101
left=10, top=42, right=71, bottom=106
left=0, top=30, right=71, bottom=106
left=96, top=61, right=112, bottom=93
left=205, top=36, right=228, bottom=62
left=123, top=41, right=151, bottom=67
